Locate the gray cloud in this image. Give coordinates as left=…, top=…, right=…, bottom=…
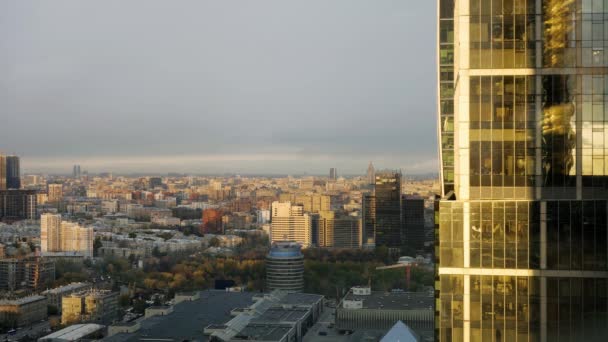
left=0, top=0, right=437, bottom=174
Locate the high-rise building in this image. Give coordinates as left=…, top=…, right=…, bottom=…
left=41, top=214, right=94, bottom=257
left=317, top=210, right=335, bottom=247
left=436, top=0, right=608, bottom=340
left=41, top=213, right=62, bottom=253
left=374, top=170, right=402, bottom=248
left=47, top=184, right=63, bottom=203
left=317, top=210, right=362, bottom=249
left=401, top=196, right=426, bottom=253
left=0, top=190, right=37, bottom=221
left=366, top=162, right=375, bottom=185
left=60, top=221, right=94, bottom=257
left=0, top=155, right=6, bottom=190
left=270, top=202, right=312, bottom=248
left=362, top=194, right=376, bottom=246
left=6, top=156, right=20, bottom=189
left=329, top=168, right=338, bottom=180
left=266, top=242, right=304, bottom=293
left=72, top=165, right=81, bottom=179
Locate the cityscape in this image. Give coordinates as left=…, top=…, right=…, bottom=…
left=1, top=1, right=607, bottom=342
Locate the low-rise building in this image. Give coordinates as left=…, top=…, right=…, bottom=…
left=0, top=295, right=47, bottom=327
left=39, top=323, right=106, bottom=341
left=42, top=282, right=92, bottom=313
left=336, top=287, right=433, bottom=339
left=211, top=291, right=324, bottom=342
left=62, top=290, right=119, bottom=325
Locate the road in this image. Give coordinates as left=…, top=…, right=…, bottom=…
left=0, top=321, right=50, bottom=341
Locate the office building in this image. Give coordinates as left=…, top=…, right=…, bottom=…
left=266, top=242, right=305, bottom=293
left=41, top=214, right=94, bottom=257
left=436, top=0, right=608, bottom=340
left=402, top=196, right=426, bottom=252
left=333, top=216, right=362, bottom=249
left=317, top=210, right=362, bottom=249
left=61, top=290, right=119, bottom=325
left=0, top=296, right=47, bottom=327
left=362, top=194, right=376, bottom=246
left=6, top=156, right=20, bottom=189
left=317, top=210, right=335, bottom=247
left=270, top=202, right=312, bottom=247
left=0, top=190, right=37, bottom=221
left=329, top=167, right=338, bottom=180
left=374, top=170, right=402, bottom=248
left=47, top=183, right=63, bottom=203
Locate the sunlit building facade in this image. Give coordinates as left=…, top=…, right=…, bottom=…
left=437, top=0, right=608, bottom=341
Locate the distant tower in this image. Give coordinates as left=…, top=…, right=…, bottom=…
left=72, top=165, right=81, bottom=179
left=266, top=242, right=304, bottom=293
left=0, top=155, right=6, bottom=190
left=329, top=168, right=337, bottom=181
left=366, top=162, right=375, bottom=185
left=5, top=156, right=20, bottom=189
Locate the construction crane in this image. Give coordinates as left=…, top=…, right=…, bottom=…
left=375, top=256, right=418, bottom=290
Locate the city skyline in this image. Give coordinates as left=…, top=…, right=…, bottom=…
left=1, top=0, right=438, bottom=174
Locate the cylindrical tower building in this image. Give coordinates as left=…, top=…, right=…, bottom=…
left=266, top=242, right=304, bottom=293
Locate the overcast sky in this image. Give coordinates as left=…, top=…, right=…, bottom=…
left=0, top=0, right=437, bottom=175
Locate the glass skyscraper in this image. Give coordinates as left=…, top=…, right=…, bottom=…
left=437, top=0, right=608, bottom=341
left=373, top=170, right=403, bottom=248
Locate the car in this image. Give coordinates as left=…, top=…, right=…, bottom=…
left=318, top=331, right=327, bottom=336
left=7, top=329, right=16, bottom=335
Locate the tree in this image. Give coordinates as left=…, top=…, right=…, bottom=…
left=94, top=237, right=103, bottom=256
left=128, top=232, right=137, bottom=239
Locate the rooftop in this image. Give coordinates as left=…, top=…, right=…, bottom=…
left=42, top=282, right=90, bottom=295
left=0, top=295, right=46, bottom=306
left=234, top=323, right=294, bottom=341
left=40, top=323, right=105, bottom=341
left=342, top=290, right=433, bottom=311
left=103, top=290, right=255, bottom=342
left=252, top=307, right=310, bottom=324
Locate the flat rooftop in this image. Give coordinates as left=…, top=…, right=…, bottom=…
left=40, top=324, right=105, bottom=341
left=103, top=290, right=255, bottom=342
left=342, top=291, right=433, bottom=311
left=252, top=307, right=310, bottom=324
left=234, top=323, right=294, bottom=341
left=280, top=292, right=323, bottom=306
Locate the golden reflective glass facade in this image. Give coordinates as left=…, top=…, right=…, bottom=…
left=437, top=0, right=608, bottom=341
